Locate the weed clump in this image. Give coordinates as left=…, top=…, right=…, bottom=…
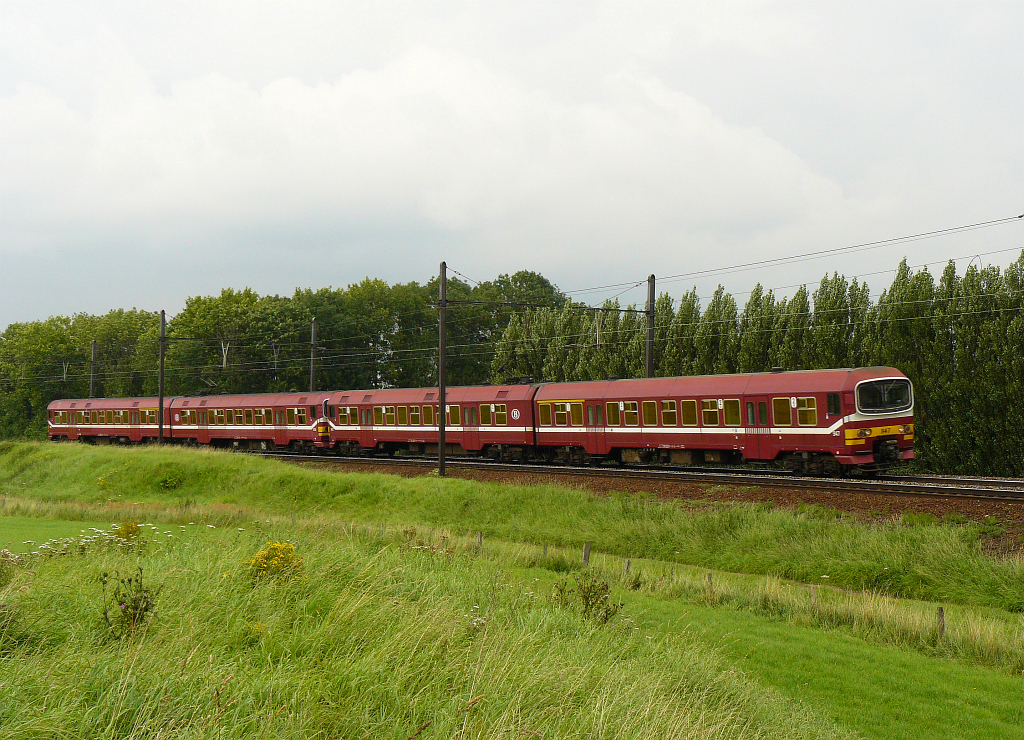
left=552, top=571, right=623, bottom=625
left=101, top=568, right=161, bottom=639
left=248, top=541, right=303, bottom=581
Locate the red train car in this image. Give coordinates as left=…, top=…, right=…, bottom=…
left=48, top=367, right=913, bottom=475
left=320, top=384, right=535, bottom=459
left=48, top=392, right=332, bottom=451
left=531, top=367, right=914, bottom=474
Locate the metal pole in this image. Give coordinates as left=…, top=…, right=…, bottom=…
left=89, top=340, right=97, bottom=397
left=158, top=310, right=165, bottom=443
left=646, top=273, right=655, bottom=378
left=438, top=261, right=447, bottom=477
left=310, top=317, right=318, bottom=392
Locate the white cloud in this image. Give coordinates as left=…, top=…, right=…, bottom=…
left=0, top=2, right=1022, bottom=325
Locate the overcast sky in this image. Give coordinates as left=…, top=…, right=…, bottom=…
left=2, top=1, right=1022, bottom=328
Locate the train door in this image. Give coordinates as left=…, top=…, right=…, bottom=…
left=463, top=404, right=480, bottom=452
left=745, top=396, right=771, bottom=460
left=585, top=402, right=601, bottom=455
left=129, top=407, right=141, bottom=443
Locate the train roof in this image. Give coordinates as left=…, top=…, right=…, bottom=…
left=533, top=367, right=908, bottom=400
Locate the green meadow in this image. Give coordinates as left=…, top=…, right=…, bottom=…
left=1, top=441, right=1023, bottom=739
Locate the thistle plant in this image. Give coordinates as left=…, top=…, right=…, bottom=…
left=101, top=568, right=161, bottom=639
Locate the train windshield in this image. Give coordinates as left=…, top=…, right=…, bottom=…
left=856, top=379, right=912, bottom=414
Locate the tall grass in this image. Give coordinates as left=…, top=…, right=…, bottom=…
left=2, top=441, right=1022, bottom=611
left=0, top=522, right=853, bottom=739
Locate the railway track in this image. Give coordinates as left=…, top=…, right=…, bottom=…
left=258, top=452, right=1024, bottom=504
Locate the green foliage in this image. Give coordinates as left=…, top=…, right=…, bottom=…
left=5, top=253, right=1024, bottom=476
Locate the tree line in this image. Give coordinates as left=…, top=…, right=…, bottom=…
left=2, top=256, right=1022, bottom=475
left=489, top=255, right=1024, bottom=476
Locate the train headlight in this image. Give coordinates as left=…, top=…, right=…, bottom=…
left=857, top=428, right=872, bottom=438
left=898, top=425, right=912, bottom=434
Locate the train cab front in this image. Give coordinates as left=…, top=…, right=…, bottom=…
left=837, top=374, right=915, bottom=472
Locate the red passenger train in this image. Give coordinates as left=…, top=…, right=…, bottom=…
left=47, top=367, right=915, bottom=475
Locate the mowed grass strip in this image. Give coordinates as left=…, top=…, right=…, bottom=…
left=3, top=441, right=1023, bottom=611
left=1, top=515, right=116, bottom=553
left=637, top=598, right=1024, bottom=740
left=0, top=523, right=853, bottom=740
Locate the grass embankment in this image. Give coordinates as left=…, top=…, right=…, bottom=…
left=3, top=441, right=1022, bottom=611
left=3, top=442, right=1024, bottom=738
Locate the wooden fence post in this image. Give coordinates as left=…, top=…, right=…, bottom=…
left=582, top=541, right=591, bottom=566
left=937, top=606, right=945, bottom=639
left=543, top=544, right=548, bottom=557
left=478, top=531, right=483, bottom=548
left=624, top=559, right=631, bottom=575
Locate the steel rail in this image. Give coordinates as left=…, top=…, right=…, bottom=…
left=258, top=452, right=1024, bottom=503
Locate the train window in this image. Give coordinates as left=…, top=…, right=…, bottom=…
left=397, top=406, right=408, bottom=425
left=245, top=409, right=254, bottom=425
left=680, top=400, right=698, bottom=426
left=724, top=399, right=741, bottom=427
left=264, top=409, right=272, bottom=424
left=328, top=405, right=335, bottom=420
left=253, top=409, right=263, bottom=425
left=410, top=406, right=421, bottom=425
left=287, top=408, right=296, bottom=425
left=385, top=406, right=396, bottom=425
left=337, top=407, right=348, bottom=425
left=471, top=407, right=479, bottom=425
left=747, top=402, right=755, bottom=425
left=423, top=405, right=434, bottom=426
left=623, top=401, right=639, bottom=426
left=797, top=397, right=817, bottom=426
left=587, top=405, right=594, bottom=425
left=662, top=400, right=677, bottom=426
left=131, top=411, right=139, bottom=424
left=91, top=411, right=98, bottom=424
left=570, top=403, right=583, bottom=426
left=605, top=403, right=620, bottom=426
left=297, top=408, right=307, bottom=425
left=480, top=404, right=492, bottom=425
left=199, top=411, right=207, bottom=425
left=596, top=405, right=603, bottom=425
left=234, top=410, right=243, bottom=425
left=772, top=398, right=792, bottom=426
left=642, top=401, right=657, bottom=426
left=373, top=407, right=384, bottom=425
left=759, top=402, right=768, bottom=425
left=702, top=400, right=719, bottom=426
left=553, top=403, right=568, bottom=426
left=539, top=403, right=553, bottom=426
left=448, top=405, right=461, bottom=426
left=827, top=393, right=841, bottom=416
left=494, top=404, right=507, bottom=425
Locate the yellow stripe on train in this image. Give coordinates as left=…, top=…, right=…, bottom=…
left=844, top=423, right=914, bottom=445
